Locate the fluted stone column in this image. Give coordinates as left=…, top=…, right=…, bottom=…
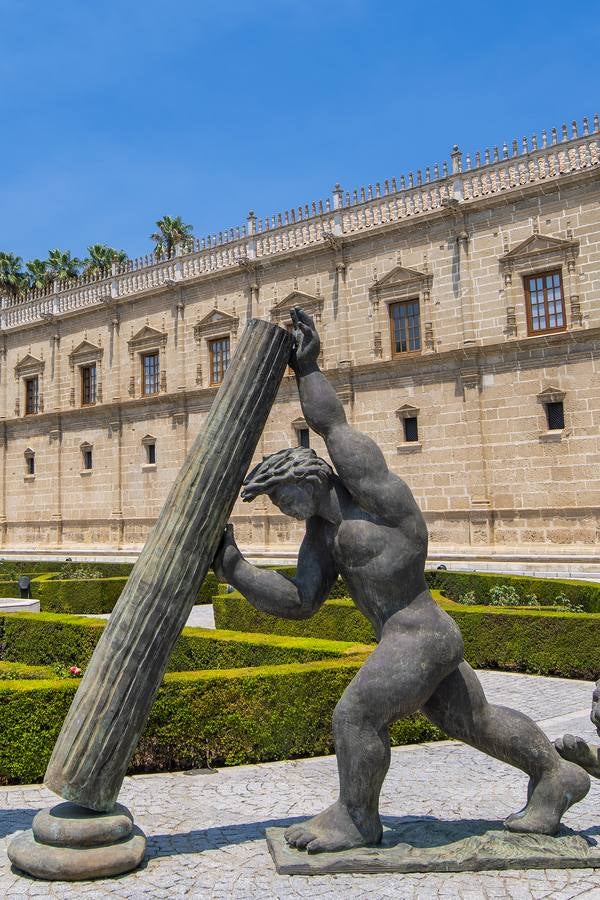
left=45, top=318, right=291, bottom=810
left=9, top=318, right=291, bottom=881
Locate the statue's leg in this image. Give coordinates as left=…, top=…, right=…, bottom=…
left=422, top=661, right=590, bottom=835
left=285, top=602, right=463, bottom=853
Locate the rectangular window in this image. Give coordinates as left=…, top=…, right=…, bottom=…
left=403, top=417, right=419, bottom=442
left=142, top=352, right=160, bottom=395
left=209, top=337, right=230, bottom=386
left=24, top=376, right=39, bottom=415
left=546, top=401, right=565, bottom=431
left=297, top=427, right=310, bottom=449
left=82, top=448, right=93, bottom=470
left=390, top=300, right=421, bottom=356
left=25, top=454, right=35, bottom=476
left=525, top=270, right=566, bottom=335
left=146, top=442, right=156, bottom=465
left=81, top=365, right=97, bottom=405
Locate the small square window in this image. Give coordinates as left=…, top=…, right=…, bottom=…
left=146, top=442, right=156, bottom=465
left=82, top=448, right=93, bottom=470
left=297, top=427, right=310, bottom=449
left=403, top=417, right=419, bottom=442
left=546, top=401, right=565, bottom=431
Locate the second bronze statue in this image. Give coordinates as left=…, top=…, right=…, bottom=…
left=213, top=306, right=590, bottom=855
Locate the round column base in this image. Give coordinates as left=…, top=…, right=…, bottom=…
left=8, top=802, right=146, bottom=881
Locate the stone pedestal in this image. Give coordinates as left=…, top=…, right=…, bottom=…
left=266, top=818, right=600, bottom=875
left=8, top=802, right=145, bottom=881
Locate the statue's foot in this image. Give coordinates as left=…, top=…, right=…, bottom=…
left=284, top=800, right=382, bottom=853
left=554, top=734, right=600, bottom=778
left=504, top=759, right=590, bottom=835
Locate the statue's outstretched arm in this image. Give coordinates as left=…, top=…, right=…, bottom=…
left=213, top=518, right=337, bottom=619
left=290, top=307, right=418, bottom=524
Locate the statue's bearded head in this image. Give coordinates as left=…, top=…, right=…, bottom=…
left=241, top=447, right=333, bottom=520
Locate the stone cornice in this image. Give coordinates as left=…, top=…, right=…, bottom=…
left=2, top=150, right=598, bottom=335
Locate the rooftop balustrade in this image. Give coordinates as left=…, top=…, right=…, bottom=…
left=2, top=115, right=598, bottom=332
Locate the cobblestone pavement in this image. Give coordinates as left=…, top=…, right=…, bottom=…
left=1, top=671, right=599, bottom=899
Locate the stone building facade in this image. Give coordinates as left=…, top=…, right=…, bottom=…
left=2, top=116, right=600, bottom=566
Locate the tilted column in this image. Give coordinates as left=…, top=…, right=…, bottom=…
left=44, top=318, right=291, bottom=812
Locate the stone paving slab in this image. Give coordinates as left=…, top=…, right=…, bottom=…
left=1, top=671, right=599, bottom=899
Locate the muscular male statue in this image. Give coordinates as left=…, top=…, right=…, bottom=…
left=213, top=307, right=589, bottom=854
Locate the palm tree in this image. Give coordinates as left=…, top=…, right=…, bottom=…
left=0, top=252, right=26, bottom=299
left=45, top=249, right=81, bottom=284
left=25, top=258, right=52, bottom=292
left=83, top=244, right=128, bottom=278
left=150, top=215, right=194, bottom=258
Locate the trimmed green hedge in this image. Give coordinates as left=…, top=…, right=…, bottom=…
left=0, top=659, right=443, bottom=784
left=0, top=578, right=127, bottom=615
left=0, top=570, right=221, bottom=613
left=0, top=612, right=371, bottom=671
left=0, top=661, right=56, bottom=680
left=249, top=567, right=600, bottom=609
left=215, top=593, right=377, bottom=642
left=214, top=591, right=600, bottom=680
left=425, top=569, right=600, bottom=613
left=0, top=561, right=134, bottom=578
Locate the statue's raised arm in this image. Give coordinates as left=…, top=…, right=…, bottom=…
left=290, top=307, right=418, bottom=525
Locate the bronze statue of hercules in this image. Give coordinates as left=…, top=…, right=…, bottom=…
left=214, top=307, right=589, bottom=854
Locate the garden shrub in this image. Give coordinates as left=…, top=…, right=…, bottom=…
left=0, top=612, right=370, bottom=671
left=425, top=570, right=600, bottom=613
left=0, top=659, right=444, bottom=784
left=0, top=570, right=222, bottom=613
left=259, top=567, right=598, bottom=609
left=215, top=592, right=377, bottom=642
left=214, top=591, right=600, bottom=679
left=0, top=661, right=55, bottom=680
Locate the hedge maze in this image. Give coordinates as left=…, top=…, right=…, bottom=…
left=0, top=562, right=597, bottom=785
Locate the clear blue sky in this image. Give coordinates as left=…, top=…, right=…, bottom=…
left=2, top=0, right=598, bottom=263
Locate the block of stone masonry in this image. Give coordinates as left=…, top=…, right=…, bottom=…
left=8, top=318, right=291, bottom=881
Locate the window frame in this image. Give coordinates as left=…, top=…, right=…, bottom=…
left=524, top=269, right=566, bottom=336
left=545, top=400, right=565, bottom=432
left=24, top=449, right=35, bottom=477
left=389, top=298, right=422, bottom=358
left=24, top=376, right=39, bottom=416
left=82, top=447, right=93, bottom=471
left=208, top=336, right=231, bottom=386
left=80, top=364, right=97, bottom=406
left=141, top=351, right=160, bottom=396
left=403, top=416, right=419, bottom=443
left=297, top=427, right=310, bottom=449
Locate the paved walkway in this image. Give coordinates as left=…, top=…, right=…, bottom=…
left=1, top=670, right=600, bottom=898
left=82, top=605, right=216, bottom=629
